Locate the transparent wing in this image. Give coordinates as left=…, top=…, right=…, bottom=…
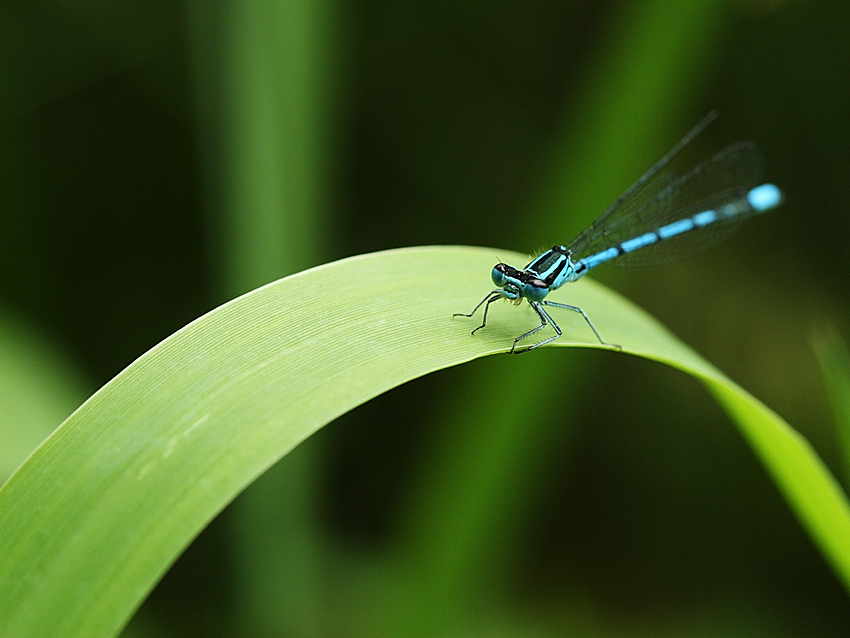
left=566, top=111, right=717, bottom=259
left=568, top=141, right=764, bottom=268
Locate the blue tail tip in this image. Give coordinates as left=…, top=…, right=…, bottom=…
left=748, top=183, right=783, bottom=212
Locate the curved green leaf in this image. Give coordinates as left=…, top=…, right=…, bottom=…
left=1, top=246, right=848, bottom=638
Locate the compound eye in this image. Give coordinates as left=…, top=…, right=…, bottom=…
left=491, top=264, right=508, bottom=286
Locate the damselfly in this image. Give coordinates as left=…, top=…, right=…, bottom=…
left=454, top=111, right=782, bottom=354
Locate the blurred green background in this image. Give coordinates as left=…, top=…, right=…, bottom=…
left=2, top=0, right=850, bottom=636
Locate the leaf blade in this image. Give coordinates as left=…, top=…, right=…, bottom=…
left=0, top=246, right=847, bottom=638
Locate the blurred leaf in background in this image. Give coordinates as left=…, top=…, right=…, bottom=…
left=813, top=325, right=850, bottom=488
left=186, top=0, right=342, bottom=635
left=0, top=309, right=90, bottom=482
